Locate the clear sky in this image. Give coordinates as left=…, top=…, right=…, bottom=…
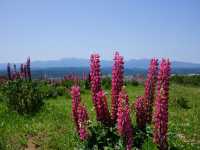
left=0, top=0, right=200, bottom=63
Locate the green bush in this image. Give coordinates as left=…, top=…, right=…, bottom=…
left=63, top=80, right=74, bottom=89
left=56, top=86, right=65, bottom=96
left=77, top=123, right=122, bottom=150
left=125, top=79, right=139, bottom=86
left=171, top=75, right=200, bottom=86
left=4, top=79, right=44, bottom=114
left=39, top=83, right=58, bottom=99
left=175, top=97, right=190, bottom=109
left=0, top=92, right=5, bottom=102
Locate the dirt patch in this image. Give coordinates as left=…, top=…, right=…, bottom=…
left=25, top=136, right=37, bottom=150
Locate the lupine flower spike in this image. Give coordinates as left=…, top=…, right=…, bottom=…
left=117, top=87, right=133, bottom=150
left=96, top=90, right=111, bottom=125
left=77, top=104, right=89, bottom=140
left=144, top=58, right=158, bottom=124
left=111, top=52, right=124, bottom=122
left=153, top=59, right=170, bottom=150
left=135, top=96, right=147, bottom=131
left=90, top=53, right=102, bottom=120
left=70, top=86, right=81, bottom=131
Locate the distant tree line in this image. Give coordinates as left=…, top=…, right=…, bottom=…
left=171, top=75, right=200, bottom=86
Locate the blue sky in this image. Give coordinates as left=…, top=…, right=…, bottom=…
left=0, top=0, right=200, bottom=63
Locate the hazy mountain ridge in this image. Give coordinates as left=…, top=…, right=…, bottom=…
left=0, top=58, right=200, bottom=70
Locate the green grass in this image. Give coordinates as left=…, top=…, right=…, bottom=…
left=0, top=84, right=200, bottom=149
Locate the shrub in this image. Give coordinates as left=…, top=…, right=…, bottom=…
left=77, top=123, right=121, bottom=149
left=125, top=79, right=139, bottom=86
left=175, top=97, right=190, bottom=109
left=130, top=79, right=139, bottom=86
left=171, top=75, right=200, bottom=86
left=56, top=86, right=65, bottom=96
left=4, top=79, right=44, bottom=114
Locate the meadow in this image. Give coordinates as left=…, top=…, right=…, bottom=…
left=0, top=82, right=199, bottom=150
left=0, top=55, right=200, bottom=150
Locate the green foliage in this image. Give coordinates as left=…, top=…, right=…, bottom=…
left=0, top=84, right=199, bottom=149
left=38, top=83, right=56, bottom=99
left=77, top=123, right=123, bottom=150
left=39, top=82, right=66, bottom=99
left=84, top=79, right=90, bottom=90
left=175, top=97, right=190, bottom=109
left=56, top=86, right=65, bottom=96
left=171, top=75, right=200, bottom=86
left=4, top=79, right=44, bottom=114
left=102, top=77, right=111, bottom=89
left=125, top=79, right=139, bottom=86
left=0, top=92, right=5, bottom=102
left=63, top=80, right=74, bottom=89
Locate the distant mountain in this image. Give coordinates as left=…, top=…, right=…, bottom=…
left=0, top=58, right=200, bottom=71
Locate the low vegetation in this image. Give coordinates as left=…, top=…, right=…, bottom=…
left=0, top=55, right=199, bottom=150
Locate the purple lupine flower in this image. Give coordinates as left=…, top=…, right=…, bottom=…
left=96, top=90, right=111, bottom=125
left=70, top=86, right=81, bottom=131
left=90, top=53, right=102, bottom=120
left=153, top=59, right=170, bottom=150
left=77, top=104, right=89, bottom=140
left=7, top=63, right=12, bottom=80
left=134, top=96, right=147, bottom=131
left=117, top=88, right=133, bottom=149
left=111, top=52, right=124, bottom=122
left=144, top=58, right=158, bottom=123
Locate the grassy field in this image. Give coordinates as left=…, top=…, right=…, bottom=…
left=0, top=83, right=200, bottom=150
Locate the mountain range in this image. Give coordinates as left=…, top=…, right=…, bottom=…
left=0, top=58, right=200, bottom=70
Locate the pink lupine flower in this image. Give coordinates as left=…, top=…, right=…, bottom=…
left=153, top=59, right=170, bottom=150
left=124, top=105, right=133, bottom=150
left=70, top=86, right=81, bottom=131
left=111, top=52, right=124, bottom=122
left=134, top=96, right=147, bottom=131
left=77, top=104, right=89, bottom=140
left=96, top=90, right=111, bottom=125
left=90, top=53, right=102, bottom=120
left=144, top=58, right=158, bottom=123
left=117, top=88, right=133, bottom=149
left=117, top=88, right=129, bottom=135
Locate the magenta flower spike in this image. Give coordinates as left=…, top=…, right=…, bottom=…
left=117, top=88, right=133, bottom=149
left=111, top=52, right=124, bottom=122
left=96, top=90, right=111, bottom=125
left=70, top=86, right=81, bottom=131
left=134, top=96, right=147, bottom=131
left=144, top=58, right=158, bottom=123
left=90, top=53, right=102, bottom=120
left=77, top=104, right=89, bottom=140
left=153, top=59, right=170, bottom=150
